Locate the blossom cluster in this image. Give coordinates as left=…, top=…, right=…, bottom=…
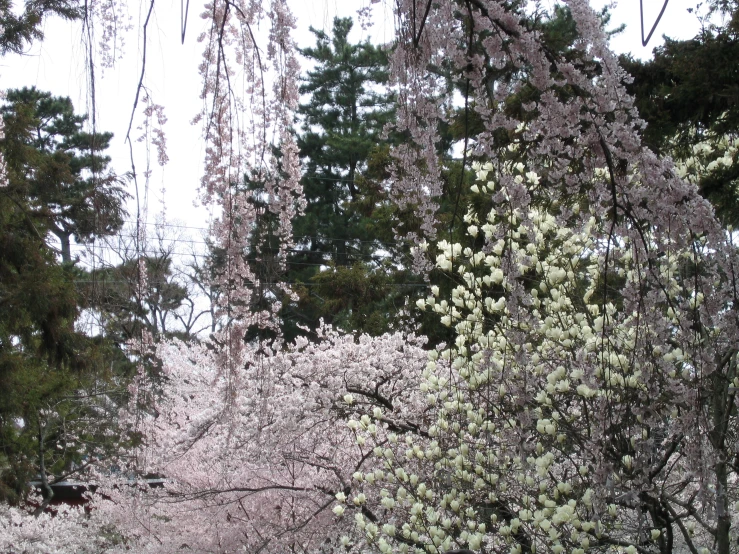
left=349, top=149, right=739, bottom=552
left=91, top=327, right=427, bottom=553
left=358, top=0, right=739, bottom=549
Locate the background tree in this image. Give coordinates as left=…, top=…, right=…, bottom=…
left=0, top=120, right=121, bottom=509
left=83, top=227, right=200, bottom=345
left=621, top=0, right=739, bottom=223
left=1, top=87, right=128, bottom=264
left=286, top=17, right=403, bottom=338
left=0, top=0, right=80, bottom=55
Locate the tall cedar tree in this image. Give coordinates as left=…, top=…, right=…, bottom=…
left=286, top=18, right=401, bottom=339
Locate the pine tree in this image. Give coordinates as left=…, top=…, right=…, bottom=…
left=284, top=17, right=400, bottom=338
left=86, top=253, right=191, bottom=345
left=0, top=89, right=125, bottom=507
left=0, top=0, right=80, bottom=55
left=1, top=87, right=128, bottom=264
left=0, top=157, right=114, bottom=507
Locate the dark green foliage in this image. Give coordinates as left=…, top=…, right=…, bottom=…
left=0, top=0, right=80, bottom=55
left=0, top=194, right=78, bottom=370
left=308, top=263, right=398, bottom=336
left=295, top=15, right=394, bottom=263
left=0, top=90, right=125, bottom=505
left=83, top=254, right=190, bottom=346
left=297, top=17, right=394, bottom=210
left=283, top=17, right=402, bottom=339
left=621, top=2, right=739, bottom=223
left=622, top=35, right=739, bottom=156
left=0, top=166, right=114, bottom=505
left=1, top=87, right=129, bottom=264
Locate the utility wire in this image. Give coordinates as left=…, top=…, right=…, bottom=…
left=73, top=279, right=428, bottom=288
left=120, top=221, right=417, bottom=246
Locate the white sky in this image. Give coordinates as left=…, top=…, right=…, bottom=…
left=0, top=0, right=707, bottom=262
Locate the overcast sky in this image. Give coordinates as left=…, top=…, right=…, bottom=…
left=0, top=0, right=706, bottom=263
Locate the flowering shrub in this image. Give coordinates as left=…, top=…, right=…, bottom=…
left=340, top=0, right=739, bottom=550
left=0, top=498, right=118, bottom=553
left=91, top=328, right=427, bottom=553
left=345, top=152, right=739, bottom=552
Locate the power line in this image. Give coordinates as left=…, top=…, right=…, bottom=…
left=119, top=222, right=417, bottom=247
left=72, top=241, right=413, bottom=263
left=71, top=248, right=404, bottom=269
left=73, top=279, right=428, bottom=288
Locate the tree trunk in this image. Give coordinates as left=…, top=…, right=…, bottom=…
left=711, top=367, right=732, bottom=554
left=716, top=459, right=731, bottom=554
left=51, top=227, right=72, bottom=265
left=32, top=421, right=54, bottom=516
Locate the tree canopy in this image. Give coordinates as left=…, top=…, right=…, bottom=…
left=0, top=0, right=80, bottom=55
left=622, top=2, right=739, bottom=223
left=0, top=90, right=124, bottom=509
left=2, top=0, right=739, bottom=552
left=1, top=88, right=128, bottom=264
